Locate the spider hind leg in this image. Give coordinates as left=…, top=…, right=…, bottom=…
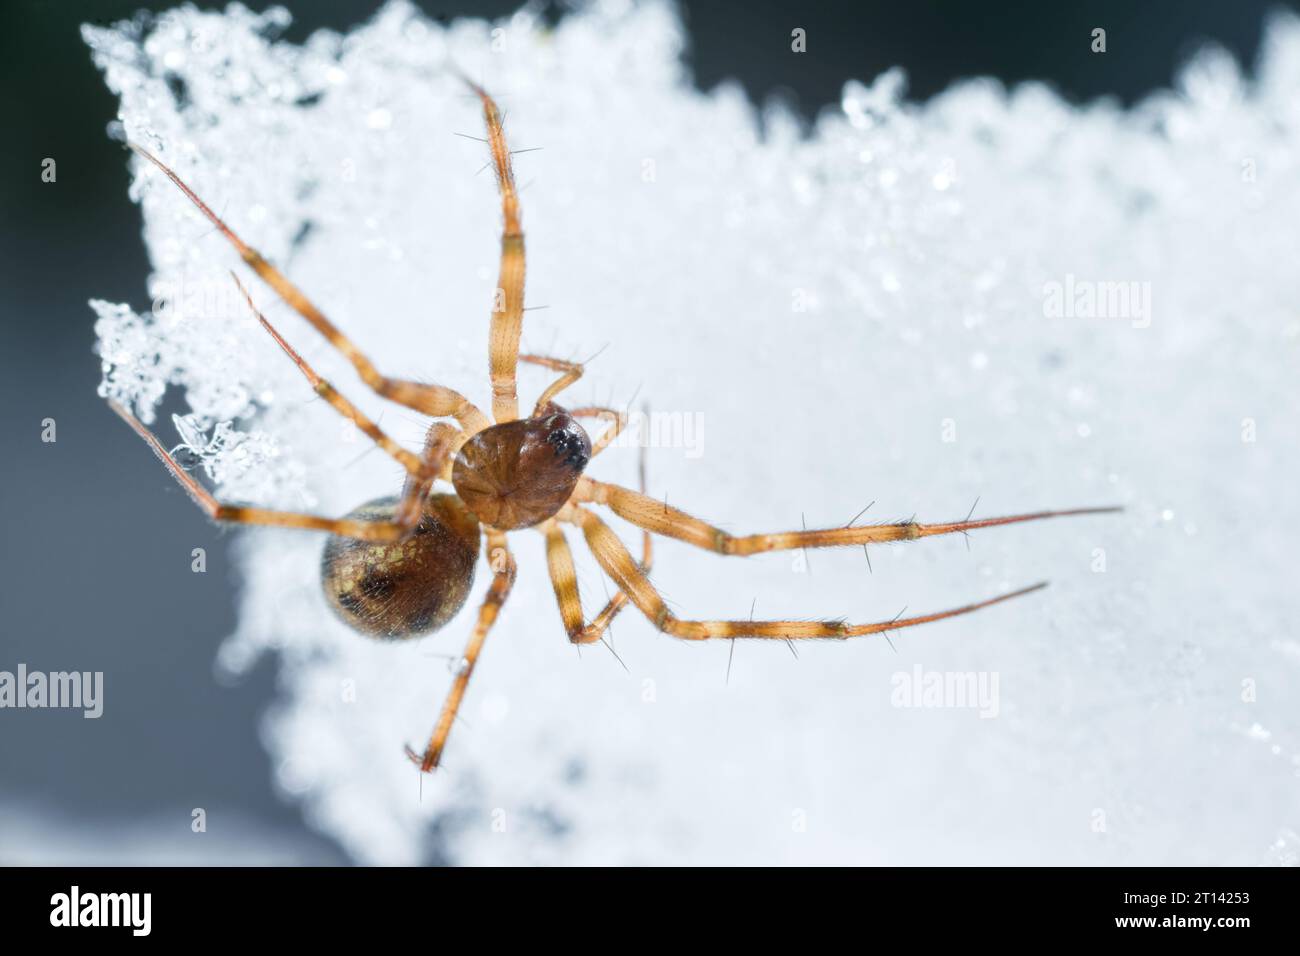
left=565, top=504, right=1050, bottom=642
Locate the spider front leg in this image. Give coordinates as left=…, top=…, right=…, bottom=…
left=129, top=144, right=491, bottom=436
left=575, top=478, right=1120, bottom=556
left=232, top=273, right=428, bottom=475
left=234, top=273, right=473, bottom=510
left=407, top=530, right=516, bottom=772
left=563, top=505, right=1047, bottom=641
left=463, top=80, right=527, bottom=424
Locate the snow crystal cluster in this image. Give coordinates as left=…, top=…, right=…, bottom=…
left=84, top=1, right=1298, bottom=865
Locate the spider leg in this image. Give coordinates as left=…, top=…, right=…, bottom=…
left=433, top=426, right=473, bottom=485
left=406, top=530, right=516, bottom=772
left=542, top=517, right=652, bottom=644
left=545, top=439, right=651, bottom=644
left=519, top=353, right=583, bottom=416
left=462, top=80, right=526, bottom=423
left=108, top=400, right=455, bottom=542
left=574, top=478, right=1120, bottom=556
left=568, top=406, right=628, bottom=458
left=563, top=504, right=1046, bottom=641
left=405, top=422, right=464, bottom=500
left=514, top=347, right=626, bottom=449
left=231, top=273, right=427, bottom=476
left=543, top=521, right=596, bottom=643
left=128, top=143, right=491, bottom=436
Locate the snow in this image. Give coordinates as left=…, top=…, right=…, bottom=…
left=84, top=1, right=1299, bottom=865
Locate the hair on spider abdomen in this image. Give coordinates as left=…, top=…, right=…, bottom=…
left=452, top=406, right=592, bottom=531
left=321, top=494, right=481, bottom=638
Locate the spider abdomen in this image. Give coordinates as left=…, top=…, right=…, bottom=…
left=452, top=408, right=591, bottom=530
left=321, top=494, right=481, bottom=639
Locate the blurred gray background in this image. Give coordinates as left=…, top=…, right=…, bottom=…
left=1, top=0, right=1292, bottom=864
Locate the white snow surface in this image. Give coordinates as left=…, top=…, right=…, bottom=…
left=85, top=1, right=1299, bottom=865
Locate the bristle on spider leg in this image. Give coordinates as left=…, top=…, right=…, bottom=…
left=884, top=607, right=906, bottom=653
left=845, top=500, right=876, bottom=527
left=959, top=496, right=981, bottom=551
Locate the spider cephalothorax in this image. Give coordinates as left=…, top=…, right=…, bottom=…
left=452, top=406, right=592, bottom=530
left=110, top=77, right=1119, bottom=774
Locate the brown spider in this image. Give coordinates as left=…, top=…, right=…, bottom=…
left=109, top=80, right=1119, bottom=773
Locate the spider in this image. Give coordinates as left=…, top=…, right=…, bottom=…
left=109, top=79, right=1119, bottom=773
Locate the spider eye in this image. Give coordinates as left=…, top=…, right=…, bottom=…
left=546, top=414, right=591, bottom=469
